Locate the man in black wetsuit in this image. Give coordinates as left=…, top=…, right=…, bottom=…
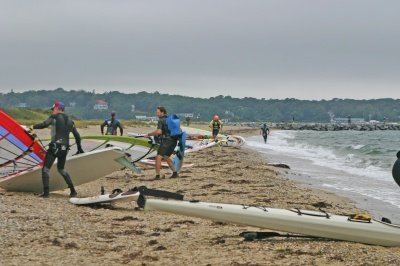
left=33, top=101, right=84, bottom=198
left=144, top=106, right=178, bottom=180
left=100, top=111, right=123, bottom=136
left=260, top=123, right=270, bottom=144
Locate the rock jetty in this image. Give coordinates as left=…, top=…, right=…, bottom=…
left=273, top=123, right=400, bottom=131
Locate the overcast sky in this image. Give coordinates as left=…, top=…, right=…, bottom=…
left=1, top=0, right=399, bottom=100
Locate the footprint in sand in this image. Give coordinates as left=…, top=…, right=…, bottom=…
left=200, top=183, right=216, bottom=189
left=174, top=220, right=196, bottom=225
left=154, top=245, right=167, bottom=251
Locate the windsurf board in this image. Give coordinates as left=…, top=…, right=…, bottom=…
left=144, top=198, right=400, bottom=247
left=69, top=188, right=140, bottom=205
left=0, top=147, right=127, bottom=193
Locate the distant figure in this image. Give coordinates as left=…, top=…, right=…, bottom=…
left=186, top=116, right=191, bottom=126
left=209, top=115, right=223, bottom=142
left=33, top=101, right=84, bottom=198
left=101, top=111, right=123, bottom=136
left=144, top=106, right=179, bottom=180
left=260, top=123, right=270, bottom=144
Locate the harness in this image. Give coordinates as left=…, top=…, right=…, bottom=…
left=159, top=116, right=171, bottom=141
left=50, top=114, right=71, bottom=155
left=106, top=119, right=119, bottom=135
left=212, top=121, right=221, bottom=130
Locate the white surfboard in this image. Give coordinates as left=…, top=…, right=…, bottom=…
left=185, top=139, right=218, bottom=153
left=71, top=187, right=185, bottom=206
left=181, top=126, right=227, bottom=139
left=0, top=147, right=127, bottom=193
left=219, top=135, right=246, bottom=147
left=75, top=138, right=157, bottom=161
left=182, top=127, right=245, bottom=147
left=69, top=188, right=140, bottom=205
left=144, top=198, right=400, bottom=247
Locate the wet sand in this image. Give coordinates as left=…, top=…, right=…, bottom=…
left=1, top=125, right=400, bottom=265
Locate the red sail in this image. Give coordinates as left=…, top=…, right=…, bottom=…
left=0, top=110, right=46, bottom=166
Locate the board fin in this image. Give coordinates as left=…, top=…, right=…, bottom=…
left=115, top=156, right=142, bottom=174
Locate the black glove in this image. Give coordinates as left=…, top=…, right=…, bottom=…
left=26, top=126, right=38, bottom=139
left=397, top=150, right=400, bottom=159
left=76, top=145, right=84, bottom=155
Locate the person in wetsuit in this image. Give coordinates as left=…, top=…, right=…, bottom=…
left=100, top=111, right=123, bottom=136
left=33, top=101, right=84, bottom=198
left=144, top=106, right=178, bottom=180
left=260, top=123, right=270, bottom=144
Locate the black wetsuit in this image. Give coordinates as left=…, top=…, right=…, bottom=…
left=261, top=126, right=270, bottom=143
left=101, top=118, right=123, bottom=135
left=33, top=113, right=82, bottom=195
left=157, top=116, right=177, bottom=157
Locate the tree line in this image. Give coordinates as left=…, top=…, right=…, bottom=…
left=0, top=88, right=399, bottom=122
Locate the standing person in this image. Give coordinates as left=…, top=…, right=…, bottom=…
left=260, top=123, right=270, bottom=144
left=209, top=115, right=223, bottom=142
left=32, top=101, right=84, bottom=198
left=144, top=106, right=179, bottom=180
left=100, top=111, right=123, bottom=136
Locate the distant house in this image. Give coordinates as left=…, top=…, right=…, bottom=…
left=177, top=113, right=194, bottom=118
left=94, top=100, right=108, bottom=110
left=69, top=102, right=76, bottom=107
left=334, top=117, right=365, bottom=124
left=16, top=103, right=28, bottom=108
left=225, top=110, right=235, bottom=117
left=350, top=118, right=366, bottom=124
left=131, top=105, right=135, bottom=112
left=135, top=116, right=157, bottom=122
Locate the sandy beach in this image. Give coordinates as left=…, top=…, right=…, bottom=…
left=1, top=125, right=400, bottom=265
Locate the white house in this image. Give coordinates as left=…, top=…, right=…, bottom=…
left=94, top=100, right=108, bottom=110
left=334, top=117, right=365, bottom=124
left=177, top=113, right=194, bottom=118
left=135, top=116, right=158, bottom=122
left=16, top=103, right=28, bottom=108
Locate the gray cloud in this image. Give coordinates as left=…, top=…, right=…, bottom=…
left=1, top=0, right=399, bottom=99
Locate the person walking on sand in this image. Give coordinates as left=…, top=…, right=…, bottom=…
left=209, top=115, right=223, bottom=142
left=32, top=101, right=84, bottom=198
left=144, top=106, right=179, bottom=180
left=260, top=123, right=270, bottom=144
left=101, top=111, right=123, bottom=136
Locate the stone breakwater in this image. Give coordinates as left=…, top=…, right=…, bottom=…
left=273, top=123, right=400, bottom=131
left=211, top=122, right=400, bottom=131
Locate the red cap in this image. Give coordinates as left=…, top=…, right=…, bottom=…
left=51, top=101, right=65, bottom=111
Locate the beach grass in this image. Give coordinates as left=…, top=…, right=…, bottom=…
left=3, top=107, right=156, bottom=128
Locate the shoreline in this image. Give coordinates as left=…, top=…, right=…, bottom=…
left=246, top=130, right=400, bottom=223
left=1, top=126, right=400, bottom=265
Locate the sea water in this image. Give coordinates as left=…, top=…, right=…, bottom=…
left=246, top=130, right=400, bottom=222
